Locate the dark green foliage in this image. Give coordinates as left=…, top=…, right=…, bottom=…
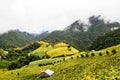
left=89, top=28, right=120, bottom=50
left=0, top=30, right=35, bottom=49
left=15, top=42, right=40, bottom=54
left=71, top=57, right=73, bottom=59
left=68, top=45, right=71, bottom=51
left=38, top=64, right=42, bottom=66
left=85, top=54, right=89, bottom=57
left=46, top=55, right=50, bottom=58
left=8, top=62, right=17, bottom=70
left=5, top=42, right=40, bottom=61
left=60, top=60, right=62, bottom=62
left=114, top=77, right=118, bottom=80
left=106, top=51, right=109, bottom=55
left=99, top=52, right=102, bottom=56
left=111, top=49, right=117, bottom=54
left=81, top=54, right=84, bottom=57
left=17, top=72, right=20, bottom=76
left=6, top=52, right=21, bottom=61
left=77, top=56, right=79, bottom=59
left=11, top=72, right=13, bottom=74
left=63, top=58, right=65, bottom=61
left=8, top=55, right=40, bottom=70
left=91, top=53, right=95, bottom=56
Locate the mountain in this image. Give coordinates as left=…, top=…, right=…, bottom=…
left=65, top=20, right=89, bottom=32
left=43, top=15, right=120, bottom=50
left=89, top=28, right=120, bottom=50
left=35, top=31, right=49, bottom=40
left=0, top=30, right=36, bottom=49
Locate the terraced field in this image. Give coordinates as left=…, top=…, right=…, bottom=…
left=29, top=42, right=79, bottom=58
left=0, top=44, right=120, bottom=80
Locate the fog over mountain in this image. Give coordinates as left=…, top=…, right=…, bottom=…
left=0, top=0, right=120, bottom=34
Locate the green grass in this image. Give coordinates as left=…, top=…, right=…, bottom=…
left=0, top=60, right=10, bottom=69
left=29, top=57, right=63, bottom=67
left=28, top=42, right=79, bottom=58
left=0, top=44, right=120, bottom=80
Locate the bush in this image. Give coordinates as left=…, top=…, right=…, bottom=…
left=71, top=57, right=73, bottom=59
left=106, top=51, right=109, bottom=55
left=8, top=62, right=17, bottom=70
left=8, top=55, right=40, bottom=70
left=99, top=52, right=102, bottom=56
left=59, top=60, right=62, bottom=62
left=111, top=49, right=117, bottom=54
left=81, top=54, right=84, bottom=57
left=85, top=54, right=89, bottom=57
left=39, top=64, right=42, bottom=66
left=91, top=53, right=95, bottom=56
left=63, top=58, right=65, bottom=61
left=17, top=72, right=20, bottom=76
left=77, top=56, right=79, bottom=59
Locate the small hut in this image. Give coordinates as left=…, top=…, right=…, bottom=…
left=91, top=50, right=95, bottom=53
left=40, top=69, right=54, bottom=78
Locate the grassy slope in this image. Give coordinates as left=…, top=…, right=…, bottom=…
left=0, top=44, right=120, bottom=80
left=29, top=42, right=79, bottom=58
left=28, top=41, right=52, bottom=57
left=47, top=47, right=79, bottom=57
left=0, top=60, right=10, bottom=69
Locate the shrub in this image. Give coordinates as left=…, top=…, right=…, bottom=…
left=8, top=62, right=17, bottom=70
left=77, top=56, right=79, bottom=59
left=39, top=64, right=42, bottom=66
left=17, top=72, right=20, bottom=76
left=63, top=58, right=65, bottom=61
left=85, top=54, right=89, bottom=57
left=11, top=72, right=13, bottom=74
left=81, top=54, right=84, bottom=57
left=106, top=51, right=109, bottom=55
left=91, top=53, right=95, bottom=56
left=71, top=57, right=73, bottom=59
left=99, top=52, right=102, bottom=56
left=57, top=61, right=59, bottom=63
left=111, top=49, right=117, bottom=54
left=59, top=60, right=62, bottom=62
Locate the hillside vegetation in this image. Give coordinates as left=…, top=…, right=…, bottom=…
left=29, top=41, right=79, bottom=58
left=43, top=15, right=120, bottom=50
left=7, top=41, right=79, bottom=70
left=0, top=44, right=120, bottom=80
left=0, top=30, right=35, bottom=49
left=89, top=28, right=120, bottom=50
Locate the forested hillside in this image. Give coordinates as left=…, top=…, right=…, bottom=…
left=0, top=30, right=35, bottom=49
left=43, top=15, right=120, bottom=50
left=89, top=28, right=120, bottom=50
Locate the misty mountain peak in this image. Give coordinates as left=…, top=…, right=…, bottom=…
left=64, top=19, right=89, bottom=32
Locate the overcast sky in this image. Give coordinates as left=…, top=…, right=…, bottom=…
left=0, top=0, right=120, bottom=34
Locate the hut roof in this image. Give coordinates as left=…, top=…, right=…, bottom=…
left=40, top=69, right=54, bottom=78
left=44, top=69, right=54, bottom=75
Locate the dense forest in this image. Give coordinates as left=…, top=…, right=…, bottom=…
left=89, top=28, right=120, bottom=50
left=0, top=30, right=36, bottom=49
